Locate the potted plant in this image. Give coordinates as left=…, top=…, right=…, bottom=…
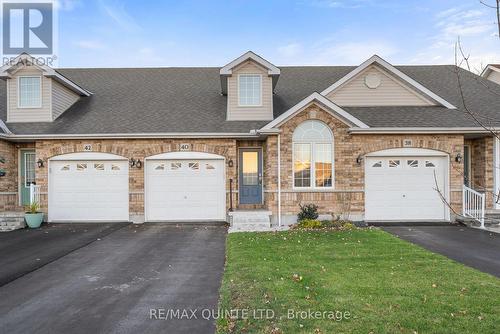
left=25, top=202, right=44, bottom=228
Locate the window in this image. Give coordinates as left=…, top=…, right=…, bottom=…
left=111, top=164, right=121, bottom=171
left=60, top=164, right=70, bottom=171
left=188, top=162, right=199, bottom=170
left=389, top=160, right=400, bottom=168
left=407, top=160, right=418, bottom=168
left=293, top=121, right=333, bottom=189
left=425, top=161, right=436, bottom=168
left=155, top=164, right=165, bottom=171
left=18, top=77, right=41, bottom=108
left=238, top=74, right=261, bottom=106
left=205, top=163, right=215, bottom=170
left=372, top=161, right=382, bottom=168
left=76, top=163, right=87, bottom=171
left=24, top=152, right=36, bottom=187
left=94, top=163, right=105, bottom=171
left=170, top=162, right=182, bottom=170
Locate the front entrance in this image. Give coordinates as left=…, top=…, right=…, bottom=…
left=20, top=150, right=36, bottom=206
left=239, top=149, right=263, bottom=205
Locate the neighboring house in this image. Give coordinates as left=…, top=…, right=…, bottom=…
left=0, top=52, right=499, bottom=226
left=481, top=64, right=500, bottom=85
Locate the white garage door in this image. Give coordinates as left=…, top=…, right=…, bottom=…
left=145, top=156, right=225, bottom=221
left=365, top=153, right=448, bottom=221
left=49, top=158, right=129, bottom=222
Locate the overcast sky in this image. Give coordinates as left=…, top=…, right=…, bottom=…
left=56, top=0, right=500, bottom=72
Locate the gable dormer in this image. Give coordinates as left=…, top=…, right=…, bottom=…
left=220, top=51, right=280, bottom=121
left=481, top=65, right=500, bottom=85
left=322, top=55, right=456, bottom=109
left=0, top=54, right=90, bottom=123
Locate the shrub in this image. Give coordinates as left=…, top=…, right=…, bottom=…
left=297, top=203, right=319, bottom=221
left=297, top=219, right=323, bottom=229
left=26, top=202, right=40, bottom=214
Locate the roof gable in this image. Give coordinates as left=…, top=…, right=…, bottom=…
left=220, top=51, right=280, bottom=94
left=321, top=55, right=456, bottom=109
left=0, top=53, right=91, bottom=96
left=327, top=64, right=435, bottom=106
left=261, top=92, right=369, bottom=130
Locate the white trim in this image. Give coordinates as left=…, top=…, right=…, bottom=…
left=321, top=55, right=456, bottom=109
left=366, top=148, right=449, bottom=157
left=480, top=64, right=500, bottom=77
left=261, top=92, right=369, bottom=130
left=237, top=74, right=263, bottom=107
left=277, top=134, right=281, bottom=227
left=17, top=76, right=42, bottom=109
left=494, top=137, right=500, bottom=210
left=0, top=132, right=261, bottom=140
left=364, top=148, right=451, bottom=221
left=145, top=151, right=225, bottom=160
left=143, top=152, right=226, bottom=222
left=348, top=127, right=500, bottom=134
left=238, top=147, right=264, bottom=205
left=0, top=119, right=12, bottom=134
left=18, top=148, right=35, bottom=206
left=49, top=152, right=128, bottom=161
left=220, top=51, right=280, bottom=76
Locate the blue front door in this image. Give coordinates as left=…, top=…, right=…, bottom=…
left=239, top=149, right=262, bottom=204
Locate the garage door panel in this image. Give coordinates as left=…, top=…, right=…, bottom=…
left=365, top=155, right=448, bottom=221
left=49, top=160, right=129, bottom=222
left=146, top=159, right=225, bottom=221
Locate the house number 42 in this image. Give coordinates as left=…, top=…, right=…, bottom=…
left=83, top=144, right=93, bottom=151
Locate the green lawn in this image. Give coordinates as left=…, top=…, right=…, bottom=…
left=217, top=229, right=500, bottom=334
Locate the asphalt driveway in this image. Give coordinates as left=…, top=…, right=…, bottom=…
left=382, top=225, right=500, bottom=278
left=0, top=223, right=227, bottom=334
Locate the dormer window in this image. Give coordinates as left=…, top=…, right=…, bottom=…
left=238, top=74, right=262, bottom=106
left=18, top=76, right=41, bottom=108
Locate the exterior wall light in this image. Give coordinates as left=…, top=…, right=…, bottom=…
left=227, top=159, right=234, bottom=168
left=455, top=153, right=463, bottom=163
left=37, top=159, right=44, bottom=168
left=129, top=158, right=142, bottom=169
left=356, top=155, right=363, bottom=165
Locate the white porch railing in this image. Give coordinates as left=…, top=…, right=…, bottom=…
left=463, top=185, right=485, bottom=228
left=29, top=183, right=41, bottom=206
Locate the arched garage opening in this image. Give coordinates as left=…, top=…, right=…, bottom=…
left=364, top=148, right=450, bottom=221
left=144, top=152, right=226, bottom=222
left=48, top=152, right=129, bottom=222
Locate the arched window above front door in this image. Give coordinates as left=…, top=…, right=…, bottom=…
left=292, top=120, right=334, bottom=189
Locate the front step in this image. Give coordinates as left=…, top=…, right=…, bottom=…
left=0, top=212, right=26, bottom=232
left=228, top=210, right=271, bottom=232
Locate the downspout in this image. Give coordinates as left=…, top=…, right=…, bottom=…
left=277, top=133, right=281, bottom=227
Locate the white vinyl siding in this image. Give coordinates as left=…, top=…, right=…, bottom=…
left=52, top=80, right=80, bottom=120
left=18, top=76, right=41, bottom=108
left=7, top=67, right=52, bottom=122
left=486, top=70, right=500, bottom=85
left=238, top=74, right=261, bottom=106
left=327, top=65, right=435, bottom=106
left=227, top=60, right=273, bottom=121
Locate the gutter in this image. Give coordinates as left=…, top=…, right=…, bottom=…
left=0, top=132, right=264, bottom=141
left=348, top=127, right=500, bottom=134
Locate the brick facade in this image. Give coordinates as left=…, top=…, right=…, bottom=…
left=34, top=139, right=238, bottom=220
left=1, top=105, right=496, bottom=223
left=263, top=103, right=465, bottom=221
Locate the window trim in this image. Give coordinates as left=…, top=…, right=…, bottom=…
left=237, top=74, right=263, bottom=107
left=292, top=125, right=334, bottom=191
left=17, top=75, right=42, bottom=109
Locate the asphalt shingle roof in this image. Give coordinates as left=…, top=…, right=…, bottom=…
left=1, top=65, right=499, bottom=135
